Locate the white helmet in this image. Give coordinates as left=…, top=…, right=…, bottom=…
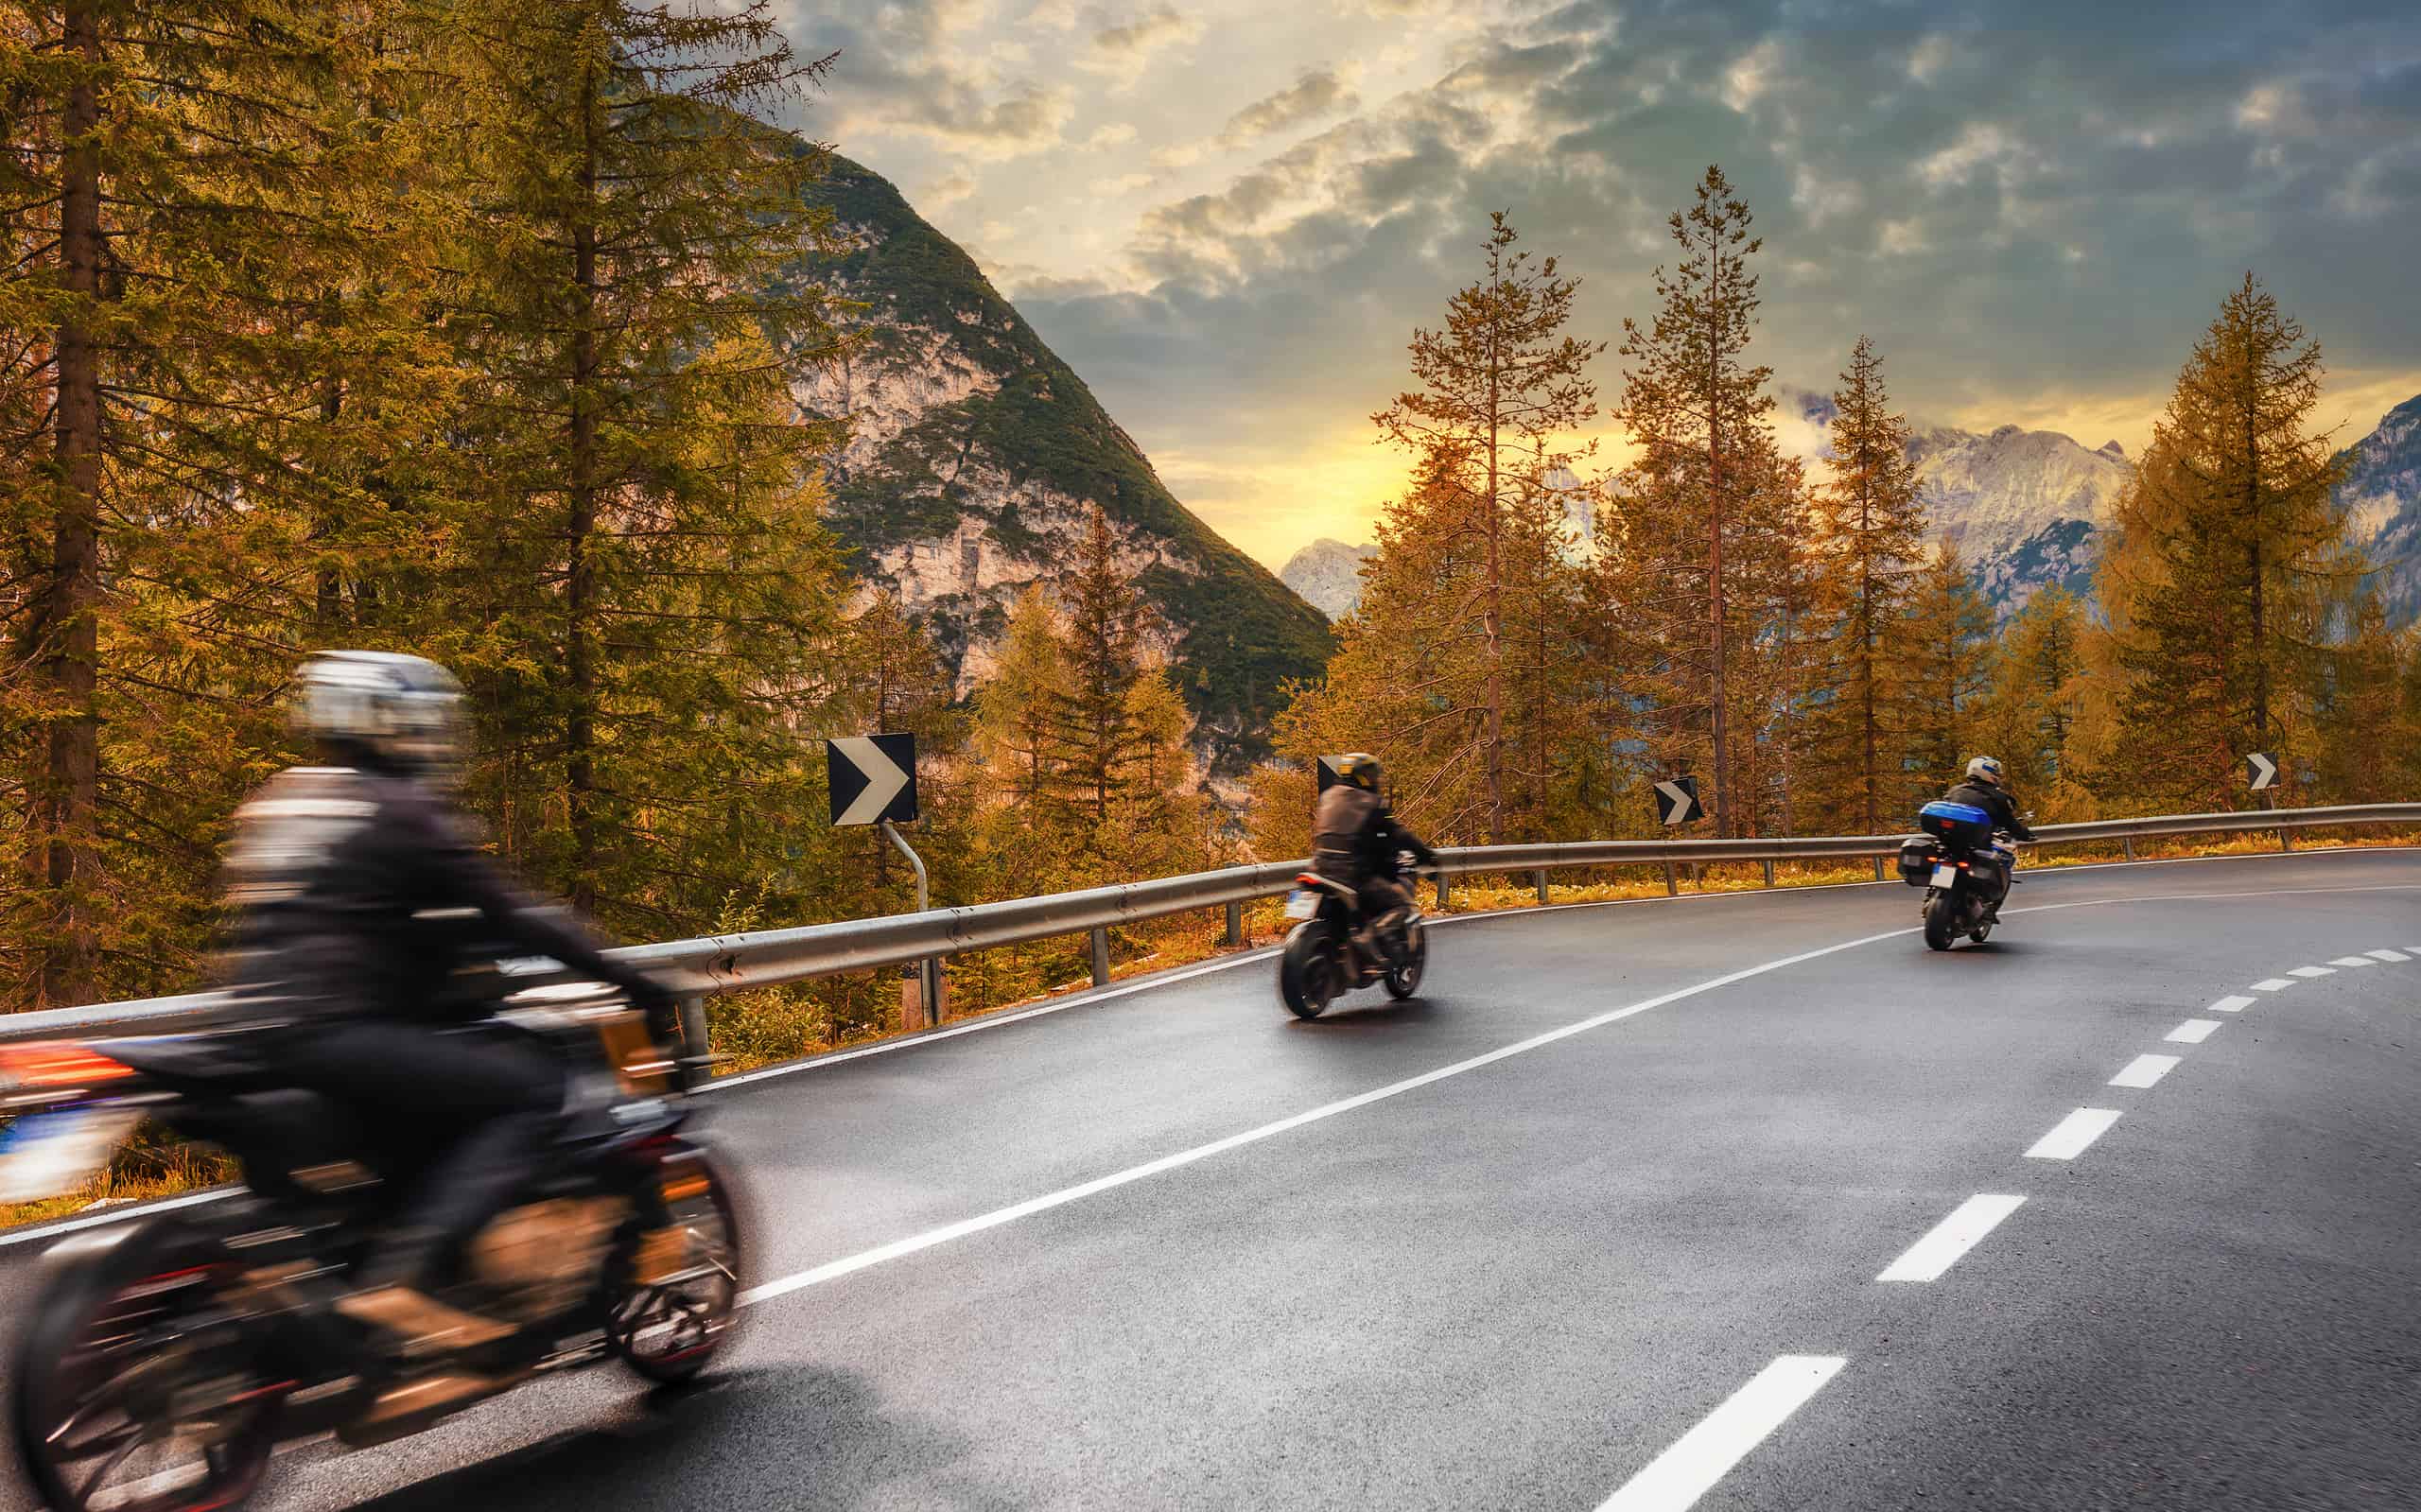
left=1965, top=756, right=2005, bottom=787
left=292, top=651, right=465, bottom=778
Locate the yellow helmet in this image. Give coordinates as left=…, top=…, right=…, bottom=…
left=1333, top=752, right=1383, bottom=792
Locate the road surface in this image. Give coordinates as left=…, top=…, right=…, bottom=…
left=5, top=847, right=2418, bottom=1510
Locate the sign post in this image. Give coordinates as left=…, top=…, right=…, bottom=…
left=827, top=735, right=939, bottom=1026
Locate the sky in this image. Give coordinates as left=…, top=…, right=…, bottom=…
left=767, top=0, right=2421, bottom=569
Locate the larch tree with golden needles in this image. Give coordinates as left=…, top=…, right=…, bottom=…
left=2097, top=274, right=2357, bottom=810
left=1370, top=213, right=1603, bottom=844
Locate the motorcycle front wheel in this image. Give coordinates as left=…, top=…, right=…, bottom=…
left=1280, top=921, right=1340, bottom=1019
left=1923, top=892, right=1959, bottom=952
left=1383, top=920, right=1427, bottom=999
left=605, top=1147, right=746, bottom=1386
left=13, top=1225, right=278, bottom=1512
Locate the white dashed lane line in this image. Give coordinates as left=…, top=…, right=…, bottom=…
left=2027, top=1107, right=2124, bottom=1160
left=2367, top=948, right=2410, bottom=962
left=2251, top=977, right=2296, bottom=992
left=1594, top=1355, right=1847, bottom=1512
left=1876, top=1195, right=2028, bottom=1283
left=2110, top=1053, right=2181, bottom=1088
left=2208, top=995, right=2256, bottom=1013
left=2290, top=965, right=2336, bottom=978
left=2166, top=1018, right=2221, bottom=1045
left=2328, top=955, right=2378, bottom=968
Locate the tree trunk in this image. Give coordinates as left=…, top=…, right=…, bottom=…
left=1706, top=236, right=1731, bottom=839
left=565, top=54, right=601, bottom=910
left=31, top=0, right=106, bottom=1008
left=1481, top=330, right=1506, bottom=845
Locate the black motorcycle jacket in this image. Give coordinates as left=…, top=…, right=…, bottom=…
left=1941, top=780, right=2035, bottom=843
left=1310, top=785, right=1438, bottom=886
left=217, top=765, right=668, bottom=1025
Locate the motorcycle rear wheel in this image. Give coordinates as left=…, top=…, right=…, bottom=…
left=605, top=1149, right=746, bottom=1386
left=1280, top=921, right=1339, bottom=1019
left=1923, top=894, right=1958, bottom=951
left=13, top=1225, right=278, bottom=1512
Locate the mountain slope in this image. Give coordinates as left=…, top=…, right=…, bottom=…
left=2335, top=393, right=2421, bottom=624
left=1905, top=422, right=2131, bottom=609
left=1280, top=539, right=1376, bottom=620
left=789, top=156, right=1333, bottom=773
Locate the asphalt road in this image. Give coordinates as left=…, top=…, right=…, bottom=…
left=6, top=847, right=2420, bottom=1511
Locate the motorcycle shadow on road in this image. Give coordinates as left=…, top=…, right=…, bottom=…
left=310, top=1363, right=1005, bottom=1512
left=1282, top=994, right=1448, bottom=1030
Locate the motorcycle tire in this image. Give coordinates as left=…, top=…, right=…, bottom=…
left=13, top=1223, right=278, bottom=1512
left=1280, top=921, right=1339, bottom=1019
left=1969, top=921, right=1994, bottom=944
left=1383, top=920, right=1427, bottom=999
left=1923, top=893, right=1958, bottom=952
left=604, top=1147, right=747, bottom=1386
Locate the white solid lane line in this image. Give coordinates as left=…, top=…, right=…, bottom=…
left=2250, top=978, right=2296, bottom=992
left=1876, top=1194, right=2027, bottom=1282
left=1595, top=1355, right=1848, bottom=1512
left=2109, top=1053, right=2181, bottom=1088
left=2207, top=995, right=2256, bottom=1013
left=2290, top=965, right=2336, bottom=978
left=2027, top=1108, right=2123, bottom=1160
left=2166, top=1018, right=2221, bottom=1044
left=2367, top=948, right=2410, bottom=962
left=740, top=922, right=1922, bottom=1307
left=2328, top=955, right=2378, bottom=968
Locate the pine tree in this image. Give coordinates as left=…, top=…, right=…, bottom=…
left=2099, top=274, right=2356, bottom=810
left=1371, top=213, right=1602, bottom=843
left=973, top=587, right=1071, bottom=816
left=420, top=0, right=847, bottom=933
left=0, top=0, right=437, bottom=1005
left=1604, top=165, right=1798, bottom=837
left=1804, top=337, right=1926, bottom=834
left=1902, top=545, right=1997, bottom=808
left=2313, top=597, right=2409, bottom=803
left=1048, top=510, right=1150, bottom=836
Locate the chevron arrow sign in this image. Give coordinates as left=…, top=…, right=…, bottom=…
left=827, top=734, right=918, bottom=826
left=1653, top=775, right=1702, bottom=826
left=2245, top=752, right=2278, bottom=791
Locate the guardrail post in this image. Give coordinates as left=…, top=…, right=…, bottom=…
left=1436, top=872, right=1450, bottom=910
left=920, top=958, right=943, bottom=1028
left=2279, top=826, right=2293, bottom=853
left=1224, top=899, right=1244, bottom=947
left=1534, top=869, right=1549, bottom=906
left=2121, top=835, right=2135, bottom=860
left=1871, top=856, right=1885, bottom=883
left=677, top=995, right=709, bottom=1058
left=1663, top=860, right=1678, bottom=896
left=1089, top=926, right=1111, bottom=987
left=1761, top=858, right=1775, bottom=888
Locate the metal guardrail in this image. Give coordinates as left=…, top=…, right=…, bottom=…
left=9, top=803, right=2416, bottom=1046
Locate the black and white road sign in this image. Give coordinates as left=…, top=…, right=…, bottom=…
left=1653, top=775, right=1702, bottom=826
left=827, top=733, right=917, bottom=826
left=1315, top=756, right=1346, bottom=793
left=2245, top=752, right=2278, bottom=791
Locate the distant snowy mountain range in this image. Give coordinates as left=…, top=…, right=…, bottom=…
left=1283, top=391, right=2421, bottom=626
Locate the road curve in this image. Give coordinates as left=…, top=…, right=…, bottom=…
left=7, top=847, right=2420, bottom=1511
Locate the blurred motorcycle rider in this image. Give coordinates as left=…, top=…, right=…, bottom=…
left=217, top=652, right=677, bottom=1354
left=1940, top=756, right=2036, bottom=842
left=1310, top=754, right=1437, bottom=965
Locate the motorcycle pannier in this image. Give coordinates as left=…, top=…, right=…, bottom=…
left=1918, top=800, right=1994, bottom=853
left=1896, top=837, right=1938, bottom=886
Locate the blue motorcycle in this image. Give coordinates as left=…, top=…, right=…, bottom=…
left=1898, top=801, right=2019, bottom=950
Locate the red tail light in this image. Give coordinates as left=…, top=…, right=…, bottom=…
left=0, top=1041, right=134, bottom=1091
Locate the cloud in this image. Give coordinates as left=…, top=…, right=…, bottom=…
left=1079, top=6, right=1207, bottom=80
left=1219, top=69, right=1363, bottom=147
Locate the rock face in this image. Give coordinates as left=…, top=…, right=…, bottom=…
left=2335, top=393, right=2421, bottom=625
left=1904, top=421, right=2133, bottom=611
left=1280, top=539, right=1377, bottom=620
left=791, top=157, right=1333, bottom=774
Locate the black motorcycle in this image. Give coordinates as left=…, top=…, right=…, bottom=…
left=0, top=982, right=743, bottom=1512
left=1899, top=800, right=2021, bottom=950
left=1277, top=860, right=1429, bottom=1018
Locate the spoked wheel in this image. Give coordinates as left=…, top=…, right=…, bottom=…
left=1923, top=893, right=1958, bottom=952
left=606, top=1150, right=745, bottom=1385
left=13, top=1234, right=277, bottom=1512
left=1383, top=920, right=1427, bottom=1000
left=1969, top=920, right=1994, bottom=944
left=1280, top=922, right=1340, bottom=1019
